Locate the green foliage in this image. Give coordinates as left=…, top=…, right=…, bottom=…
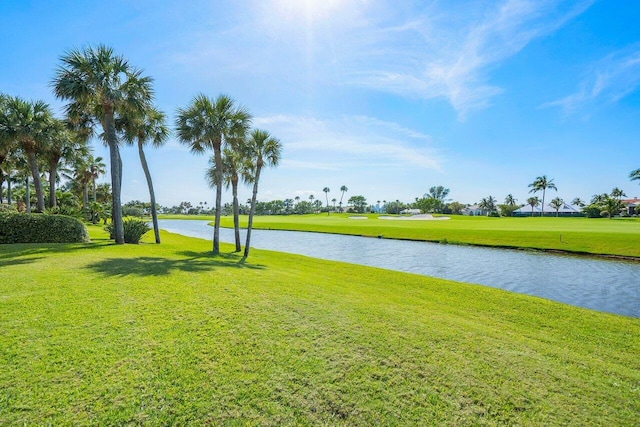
left=122, top=206, right=144, bottom=218
left=498, top=203, right=519, bottom=217
left=0, top=204, right=17, bottom=213
left=0, top=213, right=89, bottom=244
left=104, top=217, right=150, bottom=244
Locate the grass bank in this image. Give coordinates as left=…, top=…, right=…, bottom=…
left=1, top=227, right=638, bottom=425
left=215, top=214, right=640, bottom=259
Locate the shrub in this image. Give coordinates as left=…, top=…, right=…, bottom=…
left=122, top=206, right=144, bottom=218
left=0, top=204, right=17, bottom=213
left=104, top=217, right=150, bottom=244
left=0, top=213, right=89, bottom=244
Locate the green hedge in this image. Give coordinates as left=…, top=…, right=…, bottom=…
left=0, top=213, right=90, bottom=244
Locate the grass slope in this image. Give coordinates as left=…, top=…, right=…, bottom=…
left=1, top=227, right=638, bottom=425
left=213, top=214, right=640, bottom=258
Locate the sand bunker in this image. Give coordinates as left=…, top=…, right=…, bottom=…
left=379, top=214, right=450, bottom=221
left=348, top=216, right=368, bottom=220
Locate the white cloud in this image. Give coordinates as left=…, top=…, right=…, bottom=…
left=542, top=44, right=640, bottom=113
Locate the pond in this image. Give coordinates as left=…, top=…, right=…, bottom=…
left=158, top=220, right=640, bottom=318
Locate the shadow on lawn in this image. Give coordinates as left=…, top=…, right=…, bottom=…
left=86, top=250, right=265, bottom=277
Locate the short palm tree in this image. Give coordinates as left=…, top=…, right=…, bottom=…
left=549, top=197, right=564, bottom=217
left=176, top=94, right=251, bottom=254
left=528, top=175, right=557, bottom=216
left=323, top=187, right=330, bottom=215
left=527, top=196, right=540, bottom=216
left=120, top=105, right=169, bottom=244
left=1, top=96, right=53, bottom=212
left=53, top=44, right=153, bottom=244
left=243, top=129, right=282, bottom=258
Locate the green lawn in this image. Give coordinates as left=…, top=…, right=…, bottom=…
left=1, top=226, right=638, bottom=425
left=212, top=213, right=640, bottom=258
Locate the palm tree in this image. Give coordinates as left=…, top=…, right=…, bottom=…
left=571, top=197, right=585, bottom=207
left=323, top=187, right=330, bottom=215
left=89, top=156, right=106, bottom=203
left=53, top=44, right=153, bottom=244
left=332, top=198, right=337, bottom=210
left=504, top=194, right=517, bottom=206
left=630, top=168, right=640, bottom=183
left=549, top=197, right=564, bottom=217
left=528, top=175, right=557, bottom=216
left=527, top=196, right=540, bottom=216
left=0, top=93, right=13, bottom=203
left=610, top=187, right=626, bottom=201
left=478, top=196, right=496, bottom=216
left=176, top=94, right=251, bottom=254
left=339, top=185, right=348, bottom=212
left=243, top=129, right=282, bottom=258
left=120, top=105, right=169, bottom=244
left=1, top=97, right=54, bottom=212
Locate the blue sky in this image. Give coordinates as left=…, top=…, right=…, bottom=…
left=1, top=0, right=639, bottom=208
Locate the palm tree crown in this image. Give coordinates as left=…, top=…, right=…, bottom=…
left=528, top=175, right=557, bottom=216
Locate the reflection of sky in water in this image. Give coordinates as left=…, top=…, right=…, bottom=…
left=158, top=220, right=640, bottom=318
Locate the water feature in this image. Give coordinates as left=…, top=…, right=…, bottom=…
left=158, top=220, right=640, bottom=317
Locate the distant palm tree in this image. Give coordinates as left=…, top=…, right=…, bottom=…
left=527, top=196, right=540, bottom=216
left=243, top=129, right=282, bottom=258
left=332, top=198, right=337, bottom=210
left=53, top=44, right=153, bottom=244
left=629, top=168, right=640, bottom=183
left=1, top=97, right=53, bottom=212
left=528, top=175, right=557, bottom=216
left=549, top=197, right=564, bottom=217
left=339, top=185, right=348, bottom=212
left=120, top=105, right=169, bottom=244
left=478, top=196, right=496, bottom=216
left=610, top=187, right=626, bottom=201
left=571, top=197, right=585, bottom=207
left=323, top=187, right=330, bottom=215
left=176, top=94, right=251, bottom=254
left=504, top=194, right=517, bottom=206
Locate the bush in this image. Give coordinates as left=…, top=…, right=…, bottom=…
left=0, top=204, right=17, bottom=213
left=122, top=206, right=144, bottom=218
left=104, top=217, right=150, bottom=244
left=0, top=213, right=89, bottom=244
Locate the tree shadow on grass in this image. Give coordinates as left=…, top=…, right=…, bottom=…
left=86, top=251, right=265, bottom=278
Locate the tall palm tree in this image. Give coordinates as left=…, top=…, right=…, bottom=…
left=120, top=105, right=169, bottom=244
left=528, top=175, right=557, bottom=216
left=323, top=187, right=330, bottom=215
left=339, top=185, right=348, bottom=212
left=527, top=196, right=540, bottom=216
left=630, top=168, right=640, bottom=183
left=176, top=94, right=251, bottom=254
left=53, top=44, right=153, bottom=244
left=206, top=142, right=248, bottom=252
left=0, top=93, right=13, bottom=202
left=1, top=97, right=54, bottom=212
left=243, top=129, right=281, bottom=258
left=89, top=156, right=106, bottom=202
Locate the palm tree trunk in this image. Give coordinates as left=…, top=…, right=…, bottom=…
left=541, top=190, right=545, bottom=217
left=93, top=180, right=97, bottom=203
left=83, top=184, right=89, bottom=210
left=138, top=140, right=160, bottom=244
left=244, top=165, right=262, bottom=258
left=7, top=172, right=12, bottom=205
left=213, top=140, right=223, bottom=254
left=26, top=150, right=45, bottom=212
left=232, top=175, right=241, bottom=252
left=49, top=160, right=58, bottom=209
left=104, top=109, right=124, bottom=244
left=25, top=177, right=31, bottom=213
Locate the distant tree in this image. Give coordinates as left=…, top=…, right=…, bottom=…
left=600, top=196, right=621, bottom=219
left=447, top=201, right=465, bottom=215
left=527, top=196, right=540, bottom=216
left=323, top=187, right=330, bottom=215
left=348, top=195, right=367, bottom=213
left=571, top=197, right=585, bottom=207
left=549, top=197, right=564, bottom=217
left=629, top=168, right=640, bottom=183
left=499, top=194, right=518, bottom=217
left=610, top=187, right=626, bottom=201
left=478, top=196, right=497, bottom=216
left=339, top=185, right=348, bottom=212
left=528, top=175, right=557, bottom=216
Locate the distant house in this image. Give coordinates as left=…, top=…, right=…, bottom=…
left=462, top=204, right=483, bottom=216
left=513, top=203, right=582, bottom=216
left=621, top=197, right=639, bottom=215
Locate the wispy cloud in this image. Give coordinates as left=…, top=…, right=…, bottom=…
left=542, top=44, right=640, bottom=113
left=254, top=114, right=442, bottom=171
left=350, top=0, right=594, bottom=118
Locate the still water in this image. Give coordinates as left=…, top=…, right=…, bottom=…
left=158, top=220, right=640, bottom=317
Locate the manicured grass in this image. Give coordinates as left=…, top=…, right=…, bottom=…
left=216, top=214, right=640, bottom=258
left=1, top=227, right=638, bottom=425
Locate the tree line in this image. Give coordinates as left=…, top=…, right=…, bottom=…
left=0, top=44, right=281, bottom=257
